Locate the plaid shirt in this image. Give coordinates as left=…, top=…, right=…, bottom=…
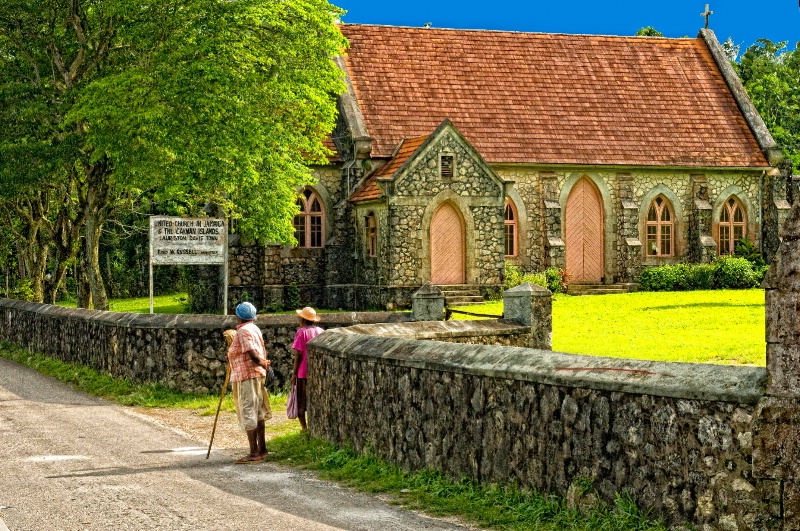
left=227, top=322, right=267, bottom=383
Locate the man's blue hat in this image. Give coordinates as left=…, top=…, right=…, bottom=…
left=235, top=302, right=257, bottom=321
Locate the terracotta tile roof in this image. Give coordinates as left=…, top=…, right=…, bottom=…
left=339, top=24, right=768, bottom=168
left=351, top=135, right=429, bottom=202
left=322, top=136, right=341, bottom=163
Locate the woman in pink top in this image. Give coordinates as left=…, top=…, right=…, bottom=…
left=291, top=306, right=323, bottom=431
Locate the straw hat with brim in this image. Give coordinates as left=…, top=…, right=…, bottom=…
left=296, top=307, right=320, bottom=322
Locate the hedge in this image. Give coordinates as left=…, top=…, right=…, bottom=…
left=638, top=256, right=768, bottom=291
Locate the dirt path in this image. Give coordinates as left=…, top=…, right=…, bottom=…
left=129, top=405, right=297, bottom=455
left=0, top=356, right=466, bottom=531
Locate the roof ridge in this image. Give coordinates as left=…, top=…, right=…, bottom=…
left=339, top=22, right=699, bottom=41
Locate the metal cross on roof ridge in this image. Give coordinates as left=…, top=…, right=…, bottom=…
left=701, top=4, right=713, bottom=29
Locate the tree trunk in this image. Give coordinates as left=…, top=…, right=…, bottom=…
left=45, top=261, right=69, bottom=305
left=85, top=209, right=109, bottom=310
left=76, top=257, right=92, bottom=309
left=30, top=244, right=48, bottom=303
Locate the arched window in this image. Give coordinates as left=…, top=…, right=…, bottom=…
left=365, top=212, right=378, bottom=257
left=504, top=199, right=518, bottom=257
left=646, top=196, right=674, bottom=257
left=718, top=196, right=746, bottom=255
left=293, top=188, right=324, bottom=248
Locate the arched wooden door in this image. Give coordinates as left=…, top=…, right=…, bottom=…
left=565, top=178, right=604, bottom=282
left=430, top=203, right=465, bottom=285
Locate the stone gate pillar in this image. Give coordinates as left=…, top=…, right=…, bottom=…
left=754, top=202, right=800, bottom=528
left=502, top=282, right=552, bottom=349
left=411, top=283, right=445, bottom=321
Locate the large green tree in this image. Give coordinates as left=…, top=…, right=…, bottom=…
left=0, top=0, right=345, bottom=309
left=734, top=39, right=800, bottom=171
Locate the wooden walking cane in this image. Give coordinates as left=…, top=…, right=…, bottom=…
left=207, top=330, right=236, bottom=459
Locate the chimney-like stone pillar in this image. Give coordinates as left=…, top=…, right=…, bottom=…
left=753, top=202, right=800, bottom=528
left=502, top=282, right=552, bottom=349
left=411, top=283, right=445, bottom=322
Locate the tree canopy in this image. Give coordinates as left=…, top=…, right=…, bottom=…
left=734, top=39, right=800, bottom=171
left=635, top=26, right=664, bottom=37
left=0, top=0, right=346, bottom=308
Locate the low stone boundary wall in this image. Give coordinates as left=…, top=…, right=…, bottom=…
left=308, top=329, right=771, bottom=528
left=0, top=298, right=540, bottom=393
left=0, top=298, right=412, bottom=392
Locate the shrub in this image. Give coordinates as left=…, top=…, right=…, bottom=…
left=503, top=261, right=524, bottom=290
left=504, top=262, right=565, bottom=293
left=638, top=257, right=761, bottom=291
left=713, top=256, right=759, bottom=289
left=638, top=265, right=681, bottom=291
left=9, top=279, right=35, bottom=301
left=545, top=266, right=570, bottom=294
left=754, top=264, right=770, bottom=286
left=734, top=237, right=765, bottom=267
left=682, top=263, right=715, bottom=290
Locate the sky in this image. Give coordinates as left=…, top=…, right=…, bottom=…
left=336, top=0, right=800, bottom=54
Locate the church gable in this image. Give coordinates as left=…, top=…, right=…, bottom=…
left=390, top=120, right=505, bottom=199
left=350, top=120, right=505, bottom=203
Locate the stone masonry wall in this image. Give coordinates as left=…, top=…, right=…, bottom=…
left=0, top=298, right=410, bottom=393
left=308, top=330, right=773, bottom=529
left=387, top=129, right=505, bottom=287
left=494, top=166, right=765, bottom=280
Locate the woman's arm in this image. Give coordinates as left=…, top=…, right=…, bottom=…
left=245, top=349, right=270, bottom=371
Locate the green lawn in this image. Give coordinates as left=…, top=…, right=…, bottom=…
left=454, top=289, right=766, bottom=366
left=54, top=293, right=341, bottom=315
left=53, top=289, right=766, bottom=365
left=57, top=293, right=190, bottom=314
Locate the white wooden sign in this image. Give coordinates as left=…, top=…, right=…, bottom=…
left=150, top=217, right=227, bottom=265
left=149, top=216, right=228, bottom=314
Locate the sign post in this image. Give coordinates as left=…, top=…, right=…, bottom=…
left=149, top=216, right=228, bottom=315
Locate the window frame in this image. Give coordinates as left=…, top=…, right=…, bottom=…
left=718, top=196, right=746, bottom=255
left=293, top=188, right=325, bottom=249
left=365, top=212, right=378, bottom=258
left=439, top=153, right=455, bottom=179
left=645, top=196, right=674, bottom=258
left=504, top=198, right=518, bottom=258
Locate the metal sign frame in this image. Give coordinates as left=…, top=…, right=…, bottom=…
left=149, top=216, right=228, bottom=315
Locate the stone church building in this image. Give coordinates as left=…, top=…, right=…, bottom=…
left=228, top=24, right=793, bottom=311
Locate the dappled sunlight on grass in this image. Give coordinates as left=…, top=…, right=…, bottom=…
left=454, top=290, right=766, bottom=366
left=57, top=293, right=190, bottom=314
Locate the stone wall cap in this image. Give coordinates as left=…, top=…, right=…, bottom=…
left=625, top=238, right=642, bottom=247
left=504, top=282, right=551, bottom=297
left=775, top=199, right=792, bottom=210
left=547, top=237, right=565, bottom=247
left=312, top=331, right=766, bottom=404
left=544, top=200, right=561, bottom=209
left=694, top=199, right=713, bottom=210
left=412, top=283, right=444, bottom=298
left=0, top=298, right=412, bottom=329
left=622, top=201, right=638, bottom=210
left=337, top=319, right=528, bottom=340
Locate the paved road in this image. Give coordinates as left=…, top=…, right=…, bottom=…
left=0, top=357, right=465, bottom=530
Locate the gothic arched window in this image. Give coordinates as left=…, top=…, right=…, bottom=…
left=646, top=196, right=674, bottom=257
left=293, top=188, right=325, bottom=248
left=718, top=196, right=746, bottom=255
left=504, top=199, right=518, bottom=257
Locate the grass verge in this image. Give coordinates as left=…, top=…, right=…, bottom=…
left=56, top=292, right=190, bottom=314
left=0, top=341, right=287, bottom=414
left=267, top=433, right=668, bottom=531
left=454, top=289, right=766, bottom=365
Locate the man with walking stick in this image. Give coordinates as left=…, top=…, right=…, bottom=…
left=224, top=302, right=271, bottom=463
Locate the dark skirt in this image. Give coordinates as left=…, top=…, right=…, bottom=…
left=296, top=378, right=307, bottom=413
